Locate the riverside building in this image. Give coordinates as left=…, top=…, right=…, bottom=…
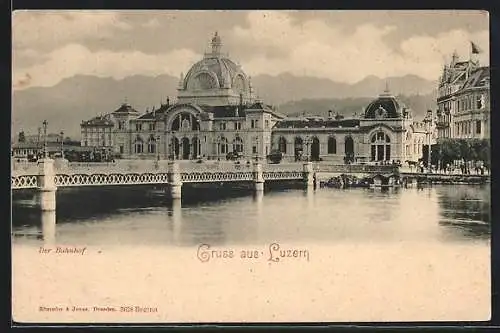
left=81, top=32, right=435, bottom=163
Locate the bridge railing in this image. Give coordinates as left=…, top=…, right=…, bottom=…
left=313, top=164, right=399, bottom=174
left=13, top=160, right=403, bottom=176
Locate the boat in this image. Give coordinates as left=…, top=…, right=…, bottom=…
left=13, top=199, right=38, bottom=208
left=369, top=173, right=401, bottom=189
left=147, top=187, right=169, bottom=198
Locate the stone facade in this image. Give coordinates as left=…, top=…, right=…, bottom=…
left=272, top=89, right=434, bottom=163
left=81, top=115, right=114, bottom=148
left=81, top=32, right=435, bottom=163
left=436, top=49, right=490, bottom=140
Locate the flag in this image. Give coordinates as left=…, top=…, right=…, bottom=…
left=471, top=41, right=482, bottom=54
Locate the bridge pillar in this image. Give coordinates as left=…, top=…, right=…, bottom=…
left=303, top=162, right=314, bottom=189
left=36, top=158, right=57, bottom=211
left=168, top=161, right=182, bottom=199
left=252, top=162, right=264, bottom=191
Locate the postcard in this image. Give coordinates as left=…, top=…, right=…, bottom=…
left=11, top=9, right=491, bottom=324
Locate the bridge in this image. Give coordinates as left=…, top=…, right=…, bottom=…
left=11, top=159, right=402, bottom=211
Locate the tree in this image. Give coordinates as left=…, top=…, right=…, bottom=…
left=18, top=131, right=26, bottom=143
left=432, top=138, right=490, bottom=173
left=437, top=138, right=460, bottom=167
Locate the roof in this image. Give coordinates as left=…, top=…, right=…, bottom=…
left=461, top=66, right=489, bottom=90
left=112, top=103, right=140, bottom=114
left=274, top=118, right=360, bottom=129
left=183, top=56, right=243, bottom=90
left=81, top=115, right=114, bottom=127
left=245, top=102, right=286, bottom=118
left=12, top=140, right=81, bottom=150
left=364, top=92, right=404, bottom=119
left=198, top=105, right=246, bottom=118
left=136, top=104, right=171, bottom=120
left=12, top=142, right=43, bottom=149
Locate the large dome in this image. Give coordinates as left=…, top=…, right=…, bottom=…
left=364, top=87, right=404, bottom=119
left=183, top=56, right=247, bottom=91
left=181, top=32, right=250, bottom=94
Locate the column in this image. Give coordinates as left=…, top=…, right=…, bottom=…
left=37, top=158, right=57, bottom=211
left=170, top=197, right=182, bottom=245
left=303, top=162, right=314, bottom=189
left=168, top=161, right=182, bottom=199
left=252, top=162, right=264, bottom=191
left=41, top=210, right=56, bottom=245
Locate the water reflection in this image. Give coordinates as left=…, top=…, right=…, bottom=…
left=41, top=210, right=56, bottom=245
left=11, top=184, right=490, bottom=247
left=170, top=198, right=182, bottom=245
left=436, top=185, right=490, bottom=240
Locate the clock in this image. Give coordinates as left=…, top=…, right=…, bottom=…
left=375, top=106, right=387, bottom=119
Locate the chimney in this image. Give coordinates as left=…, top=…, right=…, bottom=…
left=328, top=110, right=333, bottom=118
left=167, top=97, right=170, bottom=107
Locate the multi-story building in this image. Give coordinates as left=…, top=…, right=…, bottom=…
left=436, top=48, right=490, bottom=140
left=81, top=32, right=435, bottom=163
left=80, top=115, right=115, bottom=149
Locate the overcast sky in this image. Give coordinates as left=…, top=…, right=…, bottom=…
left=12, top=10, right=489, bottom=90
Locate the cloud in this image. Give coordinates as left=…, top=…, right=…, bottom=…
left=231, top=11, right=489, bottom=83
left=13, top=73, right=32, bottom=89
left=143, top=18, right=161, bottom=29
left=11, top=10, right=489, bottom=89
left=12, top=11, right=132, bottom=50
left=13, top=43, right=201, bottom=90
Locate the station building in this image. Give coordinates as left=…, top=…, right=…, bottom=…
left=81, top=32, right=435, bottom=164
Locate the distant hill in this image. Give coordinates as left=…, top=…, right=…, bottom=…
left=277, top=93, right=437, bottom=120
left=252, top=73, right=437, bottom=105
left=12, top=73, right=437, bottom=139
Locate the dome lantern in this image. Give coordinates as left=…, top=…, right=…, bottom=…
left=211, top=31, right=222, bottom=57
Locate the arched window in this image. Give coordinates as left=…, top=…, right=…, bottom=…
left=233, top=75, right=246, bottom=93
left=147, top=136, right=156, bottom=154
left=311, top=137, right=320, bottom=161
left=171, top=112, right=200, bottom=131
left=233, top=136, right=243, bottom=153
left=327, top=136, right=336, bottom=154
left=219, top=136, right=228, bottom=154
left=278, top=137, right=287, bottom=153
left=370, top=131, right=391, bottom=161
left=190, top=72, right=217, bottom=90
left=171, top=137, right=180, bottom=159
left=294, top=137, right=303, bottom=161
left=134, top=136, right=144, bottom=154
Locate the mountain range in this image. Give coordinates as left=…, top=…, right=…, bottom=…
left=12, top=73, right=437, bottom=140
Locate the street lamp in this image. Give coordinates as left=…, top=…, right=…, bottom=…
left=42, top=120, right=48, bottom=158
left=60, top=131, right=64, bottom=159
left=305, top=136, right=310, bottom=162
left=156, top=135, right=161, bottom=161
left=423, top=110, right=433, bottom=173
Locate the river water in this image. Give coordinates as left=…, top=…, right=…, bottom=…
left=11, top=184, right=491, bottom=323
